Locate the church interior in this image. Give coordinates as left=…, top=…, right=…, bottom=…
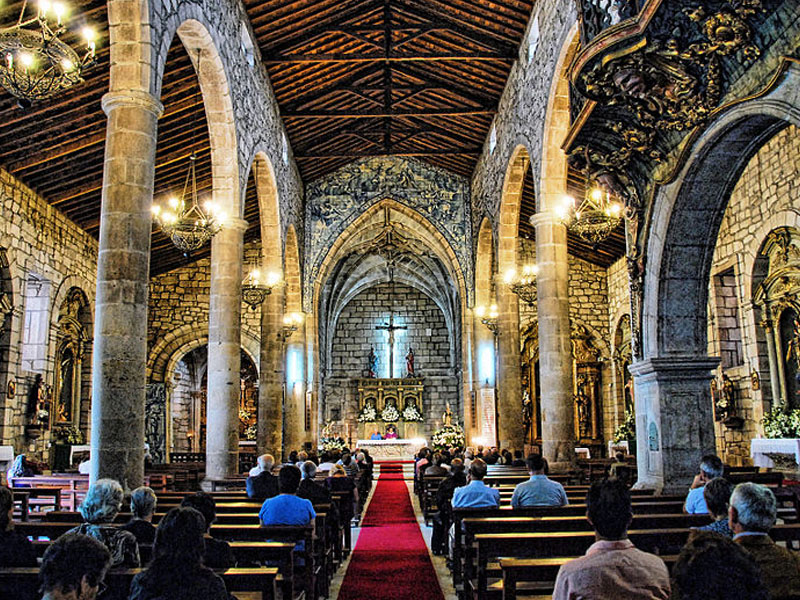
left=1, top=0, right=800, bottom=597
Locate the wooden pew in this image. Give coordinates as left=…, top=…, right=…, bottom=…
left=472, top=523, right=800, bottom=600
left=0, top=566, right=279, bottom=600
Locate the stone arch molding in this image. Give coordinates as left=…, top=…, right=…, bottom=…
left=143, top=0, right=303, bottom=228
left=643, top=63, right=800, bottom=360
left=304, top=157, right=472, bottom=309
left=147, top=323, right=260, bottom=383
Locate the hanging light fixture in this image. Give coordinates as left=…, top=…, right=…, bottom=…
left=0, top=0, right=97, bottom=107
left=505, top=264, right=538, bottom=307
left=241, top=268, right=281, bottom=310
left=151, top=49, right=224, bottom=252
left=556, top=185, right=623, bottom=244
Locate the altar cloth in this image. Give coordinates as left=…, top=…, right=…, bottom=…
left=356, top=438, right=426, bottom=461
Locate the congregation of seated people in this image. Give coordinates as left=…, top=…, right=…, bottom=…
left=2, top=446, right=800, bottom=600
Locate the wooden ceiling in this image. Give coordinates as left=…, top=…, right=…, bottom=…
left=248, top=0, right=534, bottom=181
left=0, top=0, right=624, bottom=276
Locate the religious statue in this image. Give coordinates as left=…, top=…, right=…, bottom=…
left=405, top=347, right=415, bottom=377
left=442, top=402, right=453, bottom=426
left=522, top=390, right=533, bottom=442
left=367, top=346, right=378, bottom=378
left=575, top=377, right=591, bottom=439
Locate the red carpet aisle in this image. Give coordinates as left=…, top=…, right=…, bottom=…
left=336, top=462, right=446, bottom=600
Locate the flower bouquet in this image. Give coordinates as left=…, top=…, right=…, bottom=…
left=381, top=403, right=400, bottom=422
left=431, top=423, right=465, bottom=451
left=402, top=403, right=423, bottom=422
left=357, top=403, right=378, bottom=422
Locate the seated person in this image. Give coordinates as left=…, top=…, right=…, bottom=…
left=684, top=454, right=724, bottom=514
left=431, top=459, right=467, bottom=555
left=511, top=453, right=568, bottom=508
left=0, top=485, right=37, bottom=573
left=730, top=482, right=800, bottom=598
left=693, top=477, right=733, bottom=537
left=65, top=478, right=140, bottom=567
left=424, top=453, right=449, bottom=478
left=40, top=533, right=111, bottom=600
left=294, top=451, right=308, bottom=468
left=511, top=449, right=526, bottom=467
left=452, top=459, right=500, bottom=509
left=671, top=531, right=769, bottom=600
left=370, top=430, right=383, bottom=440
left=6, top=454, right=41, bottom=484
left=338, top=452, right=359, bottom=477
left=121, top=486, right=158, bottom=545
left=553, top=478, right=670, bottom=600
left=246, top=453, right=279, bottom=501
left=130, top=508, right=230, bottom=600
left=317, top=451, right=336, bottom=473
left=180, top=492, right=234, bottom=569
left=384, top=427, right=399, bottom=439
left=327, top=464, right=358, bottom=524
left=260, top=465, right=316, bottom=552
left=297, top=460, right=333, bottom=506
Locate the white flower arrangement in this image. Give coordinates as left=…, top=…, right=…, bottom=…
left=381, top=403, right=400, bottom=422
left=357, top=403, right=378, bottom=422
left=401, top=403, right=423, bottom=422
left=431, top=423, right=465, bottom=451
left=321, top=436, right=348, bottom=452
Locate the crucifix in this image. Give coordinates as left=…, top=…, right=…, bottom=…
left=375, top=242, right=406, bottom=378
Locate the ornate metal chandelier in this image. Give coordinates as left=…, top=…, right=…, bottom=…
left=241, top=268, right=281, bottom=310
left=151, top=152, right=224, bottom=251
left=557, top=186, right=623, bottom=244
left=151, top=50, right=224, bottom=252
left=505, top=264, right=538, bottom=306
left=0, top=0, right=97, bottom=106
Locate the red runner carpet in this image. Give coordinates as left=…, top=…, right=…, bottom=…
left=336, top=462, right=446, bottom=600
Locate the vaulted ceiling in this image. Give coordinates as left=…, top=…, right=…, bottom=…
left=0, top=0, right=625, bottom=276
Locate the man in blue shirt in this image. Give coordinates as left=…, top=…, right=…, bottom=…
left=452, top=458, right=500, bottom=508
left=259, top=465, right=316, bottom=541
left=370, top=430, right=383, bottom=440
left=684, top=454, right=723, bottom=514
left=511, top=454, right=568, bottom=508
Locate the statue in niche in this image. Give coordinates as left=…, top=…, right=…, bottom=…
left=405, top=347, right=415, bottom=377
left=367, top=347, right=378, bottom=378
left=522, top=390, right=533, bottom=439
left=56, top=348, right=75, bottom=423
left=575, top=377, right=591, bottom=439
left=442, top=402, right=453, bottom=426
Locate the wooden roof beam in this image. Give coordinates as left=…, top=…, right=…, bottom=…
left=262, top=52, right=515, bottom=63
left=283, top=108, right=494, bottom=118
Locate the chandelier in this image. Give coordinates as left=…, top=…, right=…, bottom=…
left=0, top=0, right=97, bottom=106
left=556, top=186, right=623, bottom=244
left=151, top=50, right=224, bottom=252
left=505, top=264, right=538, bottom=306
left=151, top=152, right=224, bottom=251
left=475, top=304, right=499, bottom=335
left=241, top=268, right=281, bottom=310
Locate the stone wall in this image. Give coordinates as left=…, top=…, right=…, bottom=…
left=0, top=168, right=98, bottom=456
left=708, top=124, right=800, bottom=465
left=607, top=257, right=632, bottom=436
left=322, top=282, right=458, bottom=441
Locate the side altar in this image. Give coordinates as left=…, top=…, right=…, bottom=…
left=356, top=377, right=424, bottom=440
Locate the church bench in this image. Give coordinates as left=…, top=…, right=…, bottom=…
left=498, top=555, right=679, bottom=600
left=8, top=485, right=63, bottom=513
left=471, top=524, right=800, bottom=600
left=0, top=566, right=279, bottom=600
left=12, top=490, right=30, bottom=521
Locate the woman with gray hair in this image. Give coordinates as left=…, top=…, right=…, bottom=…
left=64, top=478, right=140, bottom=567
left=121, top=486, right=158, bottom=545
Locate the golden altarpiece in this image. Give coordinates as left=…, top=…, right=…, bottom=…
left=521, top=323, right=604, bottom=455
left=356, top=377, right=424, bottom=439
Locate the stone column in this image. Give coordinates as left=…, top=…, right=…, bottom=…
left=770, top=314, right=789, bottom=406
left=472, top=309, right=497, bottom=443
left=91, top=90, right=163, bottom=489
left=205, top=218, right=246, bottom=482
left=532, top=213, right=575, bottom=471
left=258, top=289, right=284, bottom=456
left=496, top=279, right=522, bottom=450
left=629, top=356, right=719, bottom=493
left=283, top=323, right=306, bottom=454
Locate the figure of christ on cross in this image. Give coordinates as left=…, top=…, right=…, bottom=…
left=376, top=313, right=407, bottom=378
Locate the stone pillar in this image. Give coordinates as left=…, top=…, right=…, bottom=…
left=629, top=356, right=719, bottom=493
left=532, top=213, right=574, bottom=471
left=770, top=315, right=789, bottom=406
left=258, top=289, right=284, bottom=456
left=205, top=218, right=246, bottom=482
left=472, top=309, right=497, bottom=443
left=283, top=323, right=306, bottom=454
left=496, top=279, right=522, bottom=450
left=91, top=90, right=163, bottom=489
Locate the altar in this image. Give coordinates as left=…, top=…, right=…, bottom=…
left=357, top=438, right=426, bottom=462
